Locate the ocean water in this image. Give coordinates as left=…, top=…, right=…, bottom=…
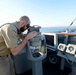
left=40, top=26, right=76, bottom=33
left=40, top=27, right=66, bottom=33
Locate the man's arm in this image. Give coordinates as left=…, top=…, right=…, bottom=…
left=10, top=31, right=38, bottom=56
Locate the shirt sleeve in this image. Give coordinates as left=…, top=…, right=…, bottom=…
left=1, top=25, right=19, bottom=48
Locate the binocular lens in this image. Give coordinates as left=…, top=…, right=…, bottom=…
left=26, top=24, right=30, bottom=29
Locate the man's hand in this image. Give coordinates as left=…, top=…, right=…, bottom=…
left=25, top=31, right=38, bottom=41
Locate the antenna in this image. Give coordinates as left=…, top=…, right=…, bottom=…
left=66, top=17, right=76, bottom=32
left=70, top=17, right=76, bottom=26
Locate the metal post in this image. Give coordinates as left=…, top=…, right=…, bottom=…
left=60, top=58, right=65, bottom=71
left=32, top=60, right=43, bottom=75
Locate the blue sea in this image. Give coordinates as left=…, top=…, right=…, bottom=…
left=40, top=26, right=76, bottom=33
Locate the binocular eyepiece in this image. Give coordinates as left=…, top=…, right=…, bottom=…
left=27, top=25, right=41, bottom=33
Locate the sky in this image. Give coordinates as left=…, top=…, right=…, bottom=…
left=0, top=0, right=76, bottom=27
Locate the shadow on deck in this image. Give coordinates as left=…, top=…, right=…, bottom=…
left=16, top=61, right=71, bottom=75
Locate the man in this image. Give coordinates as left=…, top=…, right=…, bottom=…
left=0, top=16, right=38, bottom=75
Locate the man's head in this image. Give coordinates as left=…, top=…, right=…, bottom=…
left=19, top=16, right=31, bottom=32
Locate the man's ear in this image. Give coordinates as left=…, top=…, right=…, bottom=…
left=21, top=22, right=25, bottom=27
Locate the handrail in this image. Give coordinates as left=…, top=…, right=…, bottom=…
left=57, top=33, right=76, bottom=36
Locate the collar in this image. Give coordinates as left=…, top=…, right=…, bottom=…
left=12, top=21, right=20, bottom=29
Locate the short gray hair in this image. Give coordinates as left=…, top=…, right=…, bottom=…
left=19, top=16, right=30, bottom=24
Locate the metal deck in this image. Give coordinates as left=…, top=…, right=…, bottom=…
left=16, top=61, right=71, bottom=75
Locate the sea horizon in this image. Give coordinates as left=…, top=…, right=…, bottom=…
left=40, top=26, right=76, bottom=33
